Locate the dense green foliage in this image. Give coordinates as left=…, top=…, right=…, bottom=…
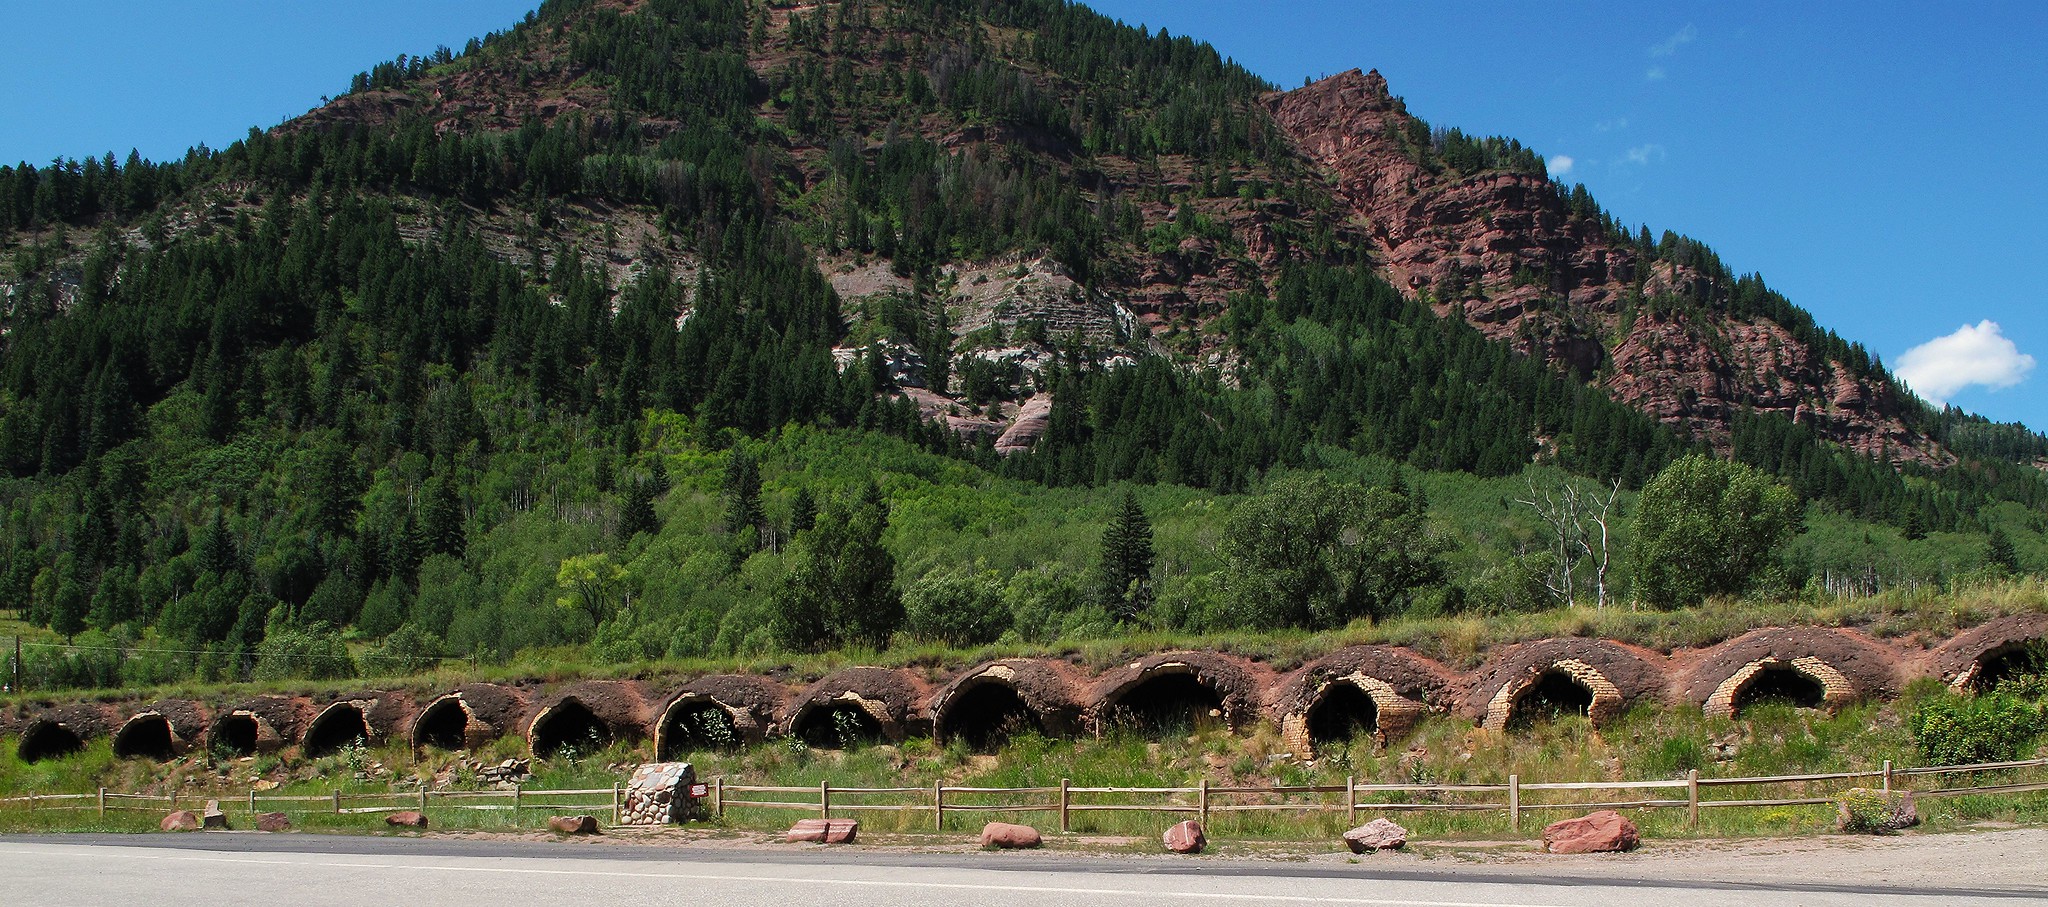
left=1631, top=456, right=1803, bottom=607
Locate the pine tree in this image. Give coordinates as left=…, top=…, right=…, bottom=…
left=789, top=485, right=818, bottom=535
left=1987, top=528, right=2021, bottom=576
left=721, top=446, right=765, bottom=565
left=620, top=476, right=659, bottom=540
left=1097, top=491, right=1155, bottom=621
left=419, top=475, right=466, bottom=558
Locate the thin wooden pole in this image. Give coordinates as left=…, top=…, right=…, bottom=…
left=820, top=781, right=830, bottom=819
left=1059, top=778, right=1070, bottom=833
left=612, top=784, right=622, bottom=825
left=332, top=789, right=341, bottom=814
left=247, top=789, right=256, bottom=818
left=1345, top=775, right=1356, bottom=824
left=1198, top=779, right=1210, bottom=825
left=98, top=788, right=107, bottom=817
left=419, top=788, right=428, bottom=815
left=1686, top=770, right=1699, bottom=828
left=513, top=784, right=522, bottom=813
left=933, top=782, right=944, bottom=831
left=1507, top=774, right=1521, bottom=832
left=1882, top=760, right=1893, bottom=796
left=714, top=778, right=724, bottom=819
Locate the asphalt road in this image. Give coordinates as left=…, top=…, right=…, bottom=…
left=2, top=834, right=2043, bottom=907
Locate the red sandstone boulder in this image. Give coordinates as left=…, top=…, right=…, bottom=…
left=786, top=818, right=859, bottom=844
left=549, top=815, right=601, bottom=835
left=979, top=822, right=1042, bottom=849
left=255, top=812, right=293, bottom=833
left=1541, top=810, right=1639, bottom=854
left=385, top=810, right=429, bottom=828
left=1163, top=820, right=1206, bottom=854
left=160, top=810, right=201, bottom=832
left=1343, top=818, right=1408, bottom=853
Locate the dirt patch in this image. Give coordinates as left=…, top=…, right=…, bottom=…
left=1933, top=613, right=2048, bottom=690
left=1464, top=638, right=1666, bottom=730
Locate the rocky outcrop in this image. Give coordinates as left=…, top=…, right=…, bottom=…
left=1267, top=69, right=1945, bottom=464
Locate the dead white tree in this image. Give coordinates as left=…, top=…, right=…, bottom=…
left=1516, top=476, right=1622, bottom=609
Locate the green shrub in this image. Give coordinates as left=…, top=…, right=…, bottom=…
left=1909, top=693, right=2045, bottom=766
left=903, top=565, right=1010, bottom=646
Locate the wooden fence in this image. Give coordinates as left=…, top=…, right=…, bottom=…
left=7, top=757, right=2047, bottom=832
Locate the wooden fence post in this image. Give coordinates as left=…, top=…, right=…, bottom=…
left=419, top=788, right=428, bottom=815
left=1686, top=770, right=1700, bottom=829
left=1507, top=775, right=1521, bottom=832
left=714, top=778, right=724, bottom=819
left=247, top=789, right=256, bottom=818
left=933, top=782, right=944, bottom=831
left=612, top=784, right=622, bottom=825
left=98, top=787, right=106, bottom=817
left=1882, top=760, right=1893, bottom=796
left=1059, top=778, right=1070, bottom=833
left=332, top=789, right=341, bottom=814
left=1345, top=775, right=1356, bottom=824
left=1198, top=779, right=1209, bottom=825
left=820, top=781, right=830, bottom=819
left=513, top=784, right=522, bottom=814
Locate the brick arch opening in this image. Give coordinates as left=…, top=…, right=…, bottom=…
left=210, top=714, right=262, bottom=757
left=937, top=680, right=1043, bottom=750
left=530, top=697, right=613, bottom=758
left=656, top=696, right=743, bottom=761
left=791, top=702, right=887, bottom=749
left=1305, top=682, right=1379, bottom=749
left=1732, top=664, right=1827, bottom=714
left=1504, top=670, right=1595, bottom=731
left=1973, top=642, right=2047, bottom=692
left=1100, top=671, right=1224, bottom=736
left=305, top=704, right=371, bottom=757
left=18, top=720, right=84, bottom=763
left=113, top=714, right=177, bottom=761
left=412, top=697, right=470, bottom=751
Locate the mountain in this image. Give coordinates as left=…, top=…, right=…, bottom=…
left=0, top=0, right=2045, bottom=676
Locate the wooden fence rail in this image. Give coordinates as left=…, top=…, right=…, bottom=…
left=7, top=757, right=2046, bottom=831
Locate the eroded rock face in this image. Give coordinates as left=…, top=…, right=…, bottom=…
left=1266, top=69, right=1945, bottom=465
left=1541, top=810, right=1639, bottom=854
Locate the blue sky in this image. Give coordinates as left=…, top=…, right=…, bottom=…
left=3, top=2, right=2045, bottom=429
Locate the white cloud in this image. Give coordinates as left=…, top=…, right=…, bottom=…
left=1549, top=155, right=1575, bottom=176
left=1595, top=117, right=1629, bottom=132
left=1650, top=24, right=1697, bottom=57
left=1897, top=320, right=2036, bottom=405
left=1645, top=66, right=1667, bottom=82
left=1622, top=144, right=1666, bottom=166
